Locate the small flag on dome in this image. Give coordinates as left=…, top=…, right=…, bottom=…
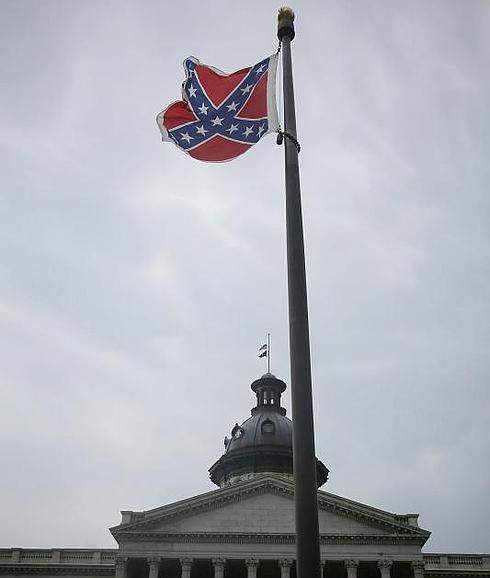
left=156, top=54, right=279, bottom=162
left=259, top=343, right=268, bottom=358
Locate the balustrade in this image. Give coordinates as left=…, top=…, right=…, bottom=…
left=9, top=551, right=475, bottom=578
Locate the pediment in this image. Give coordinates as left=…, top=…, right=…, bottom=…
left=111, top=475, right=429, bottom=543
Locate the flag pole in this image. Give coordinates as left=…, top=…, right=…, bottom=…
left=277, top=8, right=321, bottom=578
left=267, top=332, right=271, bottom=373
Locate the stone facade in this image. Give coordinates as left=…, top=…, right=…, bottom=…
left=2, top=475, right=488, bottom=578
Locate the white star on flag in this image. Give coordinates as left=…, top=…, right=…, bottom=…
left=180, top=132, right=193, bottom=143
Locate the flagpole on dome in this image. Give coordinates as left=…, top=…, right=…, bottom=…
left=267, top=332, right=271, bottom=373
left=277, top=7, right=322, bottom=578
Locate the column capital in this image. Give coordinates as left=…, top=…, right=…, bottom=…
left=279, top=558, right=293, bottom=578
left=245, top=558, right=259, bottom=568
left=148, top=557, right=160, bottom=578
left=212, top=558, right=226, bottom=568
left=180, top=558, right=194, bottom=567
left=115, top=556, right=129, bottom=578
left=378, top=560, right=393, bottom=569
left=345, top=560, right=360, bottom=569
left=412, top=560, right=425, bottom=578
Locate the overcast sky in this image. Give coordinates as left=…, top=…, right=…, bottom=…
left=1, top=0, right=489, bottom=555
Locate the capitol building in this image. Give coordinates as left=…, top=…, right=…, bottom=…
left=1, top=372, right=488, bottom=578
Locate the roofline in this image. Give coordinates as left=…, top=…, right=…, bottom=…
left=110, top=474, right=429, bottom=541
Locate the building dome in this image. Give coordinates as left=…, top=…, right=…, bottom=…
left=209, top=373, right=329, bottom=488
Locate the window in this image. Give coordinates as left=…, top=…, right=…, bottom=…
left=261, top=419, right=275, bottom=434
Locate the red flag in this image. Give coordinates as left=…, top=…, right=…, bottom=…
left=156, top=55, right=279, bottom=162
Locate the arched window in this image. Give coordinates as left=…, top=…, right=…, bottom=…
left=261, top=419, right=275, bottom=434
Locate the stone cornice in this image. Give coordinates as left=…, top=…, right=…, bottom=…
left=113, top=531, right=427, bottom=546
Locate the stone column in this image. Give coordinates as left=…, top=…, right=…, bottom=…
left=321, top=560, right=326, bottom=578
left=411, top=561, right=425, bottom=578
left=246, top=558, right=259, bottom=578
left=378, top=560, right=393, bottom=578
left=148, top=557, right=160, bottom=578
left=345, top=559, right=360, bottom=578
left=180, top=558, right=193, bottom=578
left=115, top=557, right=128, bottom=578
left=279, top=559, right=293, bottom=578
left=213, top=558, right=226, bottom=578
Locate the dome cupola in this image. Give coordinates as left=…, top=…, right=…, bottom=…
left=251, top=372, right=287, bottom=416
left=208, top=373, right=329, bottom=488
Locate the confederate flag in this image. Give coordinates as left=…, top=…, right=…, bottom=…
left=156, top=54, right=279, bottom=162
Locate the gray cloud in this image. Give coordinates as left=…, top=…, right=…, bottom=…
left=1, top=0, right=489, bottom=554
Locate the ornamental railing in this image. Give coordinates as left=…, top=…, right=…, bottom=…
left=423, top=554, right=489, bottom=568
left=0, top=549, right=117, bottom=564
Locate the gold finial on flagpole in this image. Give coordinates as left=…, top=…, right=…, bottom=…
left=278, top=6, right=295, bottom=21
left=277, top=6, right=295, bottom=40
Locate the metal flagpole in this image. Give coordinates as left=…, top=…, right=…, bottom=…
left=277, top=8, right=321, bottom=578
left=267, top=332, right=271, bottom=373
